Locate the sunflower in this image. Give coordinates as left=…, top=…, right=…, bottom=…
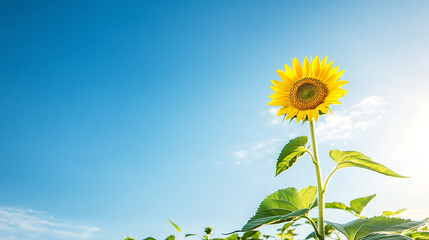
left=268, top=56, right=348, bottom=123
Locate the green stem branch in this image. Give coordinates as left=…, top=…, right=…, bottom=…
left=323, top=168, right=338, bottom=194
left=309, top=120, right=325, bottom=240
left=304, top=215, right=321, bottom=239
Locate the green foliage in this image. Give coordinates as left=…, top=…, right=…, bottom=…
left=383, top=208, right=407, bottom=217
left=406, top=231, right=429, bottom=239
left=326, top=194, right=376, bottom=218
left=204, top=226, right=213, bottom=240
left=236, top=186, right=316, bottom=232
left=241, top=230, right=261, bottom=240
left=326, top=216, right=426, bottom=240
left=305, top=220, right=338, bottom=240
left=277, top=222, right=299, bottom=240
left=329, top=150, right=407, bottom=178
left=143, top=237, right=156, bottom=240
left=205, top=227, right=213, bottom=235
left=125, top=237, right=136, bottom=240
left=361, top=232, right=413, bottom=239
left=216, top=231, right=263, bottom=240
left=276, top=136, right=309, bottom=176
left=184, top=234, right=196, bottom=238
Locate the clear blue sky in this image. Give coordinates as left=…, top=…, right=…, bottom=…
left=1, top=1, right=429, bottom=239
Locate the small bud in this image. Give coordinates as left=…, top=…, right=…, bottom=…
left=204, top=227, right=213, bottom=235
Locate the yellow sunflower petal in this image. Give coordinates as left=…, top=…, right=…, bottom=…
left=323, top=67, right=341, bottom=83
left=297, top=111, right=306, bottom=122
left=293, top=58, right=303, bottom=79
left=311, top=55, right=320, bottom=78
left=320, top=56, right=328, bottom=67
left=285, top=108, right=299, bottom=120
left=307, top=110, right=314, bottom=122
left=277, top=105, right=293, bottom=116
left=270, top=85, right=283, bottom=93
left=328, top=99, right=341, bottom=104
left=269, top=93, right=286, bottom=99
left=326, top=70, right=346, bottom=83
left=284, top=64, right=299, bottom=81
left=319, top=60, right=334, bottom=80
left=311, top=109, right=320, bottom=122
left=269, top=98, right=288, bottom=106
left=331, top=80, right=349, bottom=88
left=303, top=56, right=310, bottom=77
left=271, top=80, right=286, bottom=86
left=318, top=104, right=330, bottom=114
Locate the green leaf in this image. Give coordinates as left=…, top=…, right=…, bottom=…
left=144, top=238, right=156, bottom=240
left=326, top=202, right=351, bottom=211
left=242, top=231, right=261, bottom=240
left=165, top=235, right=175, bottom=240
left=276, top=136, right=308, bottom=176
left=185, top=234, right=196, bottom=238
left=406, top=231, right=429, bottom=239
left=225, top=234, right=239, bottom=240
left=167, top=219, right=181, bottom=232
left=299, top=186, right=317, bottom=208
left=238, top=187, right=317, bottom=232
left=350, top=194, right=376, bottom=214
left=329, top=150, right=407, bottom=178
left=326, top=216, right=426, bottom=240
left=362, top=233, right=413, bottom=239
left=325, top=201, right=359, bottom=217
left=279, top=222, right=294, bottom=234
left=383, top=208, right=407, bottom=216
left=305, top=231, right=316, bottom=240
left=326, top=194, right=376, bottom=218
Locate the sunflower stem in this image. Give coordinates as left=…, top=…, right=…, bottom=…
left=309, top=120, right=325, bottom=240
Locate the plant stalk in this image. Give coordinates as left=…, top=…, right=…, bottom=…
left=309, top=120, right=325, bottom=240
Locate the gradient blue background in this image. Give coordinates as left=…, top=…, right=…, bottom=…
left=1, top=1, right=428, bottom=239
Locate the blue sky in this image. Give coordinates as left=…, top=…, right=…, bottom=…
left=1, top=1, right=429, bottom=239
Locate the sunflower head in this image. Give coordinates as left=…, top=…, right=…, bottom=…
left=269, top=56, right=348, bottom=123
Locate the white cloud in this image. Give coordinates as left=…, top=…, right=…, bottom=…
left=233, top=150, right=248, bottom=159
left=0, top=207, right=100, bottom=240
left=261, top=108, right=280, bottom=125
left=231, top=138, right=283, bottom=165
left=316, top=96, right=391, bottom=142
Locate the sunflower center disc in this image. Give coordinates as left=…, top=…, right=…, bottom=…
left=290, top=77, right=328, bottom=110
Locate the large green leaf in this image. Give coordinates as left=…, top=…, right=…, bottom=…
left=326, top=216, right=426, bottom=240
left=276, top=136, right=308, bottom=176
left=238, top=186, right=317, bottom=232
left=329, top=150, right=407, bottom=178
